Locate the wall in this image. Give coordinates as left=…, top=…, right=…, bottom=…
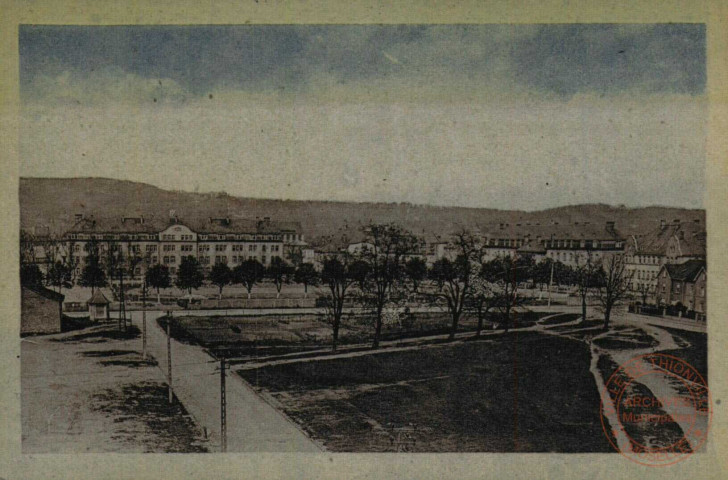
left=21, top=288, right=62, bottom=335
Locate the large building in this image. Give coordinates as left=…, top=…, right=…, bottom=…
left=477, top=221, right=625, bottom=266
left=36, top=213, right=305, bottom=280
left=624, top=219, right=706, bottom=302
left=656, top=259, right=707, bottom=319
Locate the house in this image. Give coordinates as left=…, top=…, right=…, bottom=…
left=21, top=285, right=64, bottom=335
left=624, top=218, right=705, bottom=302
left=656, top=259, right=707, bottom=320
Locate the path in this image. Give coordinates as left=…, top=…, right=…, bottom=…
left=130, top=310, right=321, bottom=452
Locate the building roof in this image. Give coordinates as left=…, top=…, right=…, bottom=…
left=662, top=260, right=706, bottom=282
left=64, top=215, right=301, bottom=237
left=23, top=285, right=65, bottom=303
left=630, top=220, right=705, bottom=257
left=88, top=290, right=110, bottom=305
left=517, top=239, right=547, bottom=254
left=477, top=221, right=623, bottom=241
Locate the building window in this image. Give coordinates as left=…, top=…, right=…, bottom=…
left=215, top=244, right=226, bottom=252
left=262, top=255, right=266, bottom=264
left=170, top=256, right=176, bottom=263
left=249, top=245, right=257, bottom=252
left=163, top=256, right=169, bottom=264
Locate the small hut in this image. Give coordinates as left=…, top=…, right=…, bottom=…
left=88, top=290, right=110, bottom=322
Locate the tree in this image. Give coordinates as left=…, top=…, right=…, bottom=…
left=358, top=224, right=420, bottom=349
left=145, top=264, right=171, bottom=303
left=267, top=257, right=294, bottom=298
left=176, top=255, right=204, bottom=294
left=533, top=258, right=554, bottom=291
left=428, top=231, right=481, bottom=340
left=209, top=262, right=232, bottom=299
left=45, top=260, right=73, bottom=293
left=293, top=263, right=319, bottom=297
left=104, top=241, right=141, bottom=331
left=20, top=264, right=44, bottom=288
left=19, top=230, right=37, bottom=266
left=320, top=257, right=356, bottom=351
left=574, top=254, right=599, bottom=323
left=636, top=282, right=652, bottom=307
left=232, top=259, right=265, bottom=299
left=490, top=255, right=524, bottom=333
left=470, top=258, right=500, bottom=337
left=405, top=257, right=427, bottom=293
left=78, top=241, right=107, bottom=293
left=285, top=245, right=304, bottom=267
left=347, top=259, right=370, bottom=292
left=595, top=254, right=633, bottom=330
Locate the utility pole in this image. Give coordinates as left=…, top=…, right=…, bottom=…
left=167, top=310, right=173, bottom=404
left=547, top=260, right=555, bottom=308
left=220, top=357, right=227, bottom=453
left=142, top=281, right=147, bottom=360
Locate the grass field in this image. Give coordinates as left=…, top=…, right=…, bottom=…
left=237, top=331, right=612, bottom=452
left=163, top=311, right=554, bottom=359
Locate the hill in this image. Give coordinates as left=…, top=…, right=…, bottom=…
left=19, top=177, right=705, bottom=242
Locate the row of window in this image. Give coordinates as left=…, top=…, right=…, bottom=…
left=635, top=270, right=657, bottom=280
left=628, top=255, right=660, bottom=265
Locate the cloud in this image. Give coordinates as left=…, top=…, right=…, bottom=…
left=20, top=24, right=705, bottom=102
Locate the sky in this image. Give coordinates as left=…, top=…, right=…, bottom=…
left=19, top=24, right=707, bottom=210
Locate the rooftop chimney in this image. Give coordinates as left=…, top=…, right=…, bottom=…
left=694, top=219, right=700, bottom=224
left=74, top=213, right=84, bottom=222
left=606, top=221, right=615, bottom=232
left=660, top=219, right=666, bottom=230
left=673, top=219, right=681, bottom=225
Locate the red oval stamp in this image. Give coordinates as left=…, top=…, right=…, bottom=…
left=599, top=353, right=711, bottom=467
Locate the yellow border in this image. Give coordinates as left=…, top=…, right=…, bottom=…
left=1, top=1, right=726, bottom=479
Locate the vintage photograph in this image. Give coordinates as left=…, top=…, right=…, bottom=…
left=18, top=24, right=708, bottom=458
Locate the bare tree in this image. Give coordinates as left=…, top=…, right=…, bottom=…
left=574, top=253, right=599, bottom=323
left=595, top=254, right=634, bottom=330
left=358, top=223, right=420, bottom=349
left=490, top=255, right=526, bottom=333
left=470, top=258, right=499, bottom=337
left=428, top=231, right=480, bottom=340
left=320, top=256, right=356, bottom=351
left=635, top=282, right=652, bottom=308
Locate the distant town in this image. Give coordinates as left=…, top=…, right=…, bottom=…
left=21, top=208, right=706, bottom=330
left=20, top=184, right=708, bottom=455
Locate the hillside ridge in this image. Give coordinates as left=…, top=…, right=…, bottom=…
left=20, top=177, right=705, bottom=241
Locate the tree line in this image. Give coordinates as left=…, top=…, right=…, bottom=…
left=20, top=223, right=634, bottom=347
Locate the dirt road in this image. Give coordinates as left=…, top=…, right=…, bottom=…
left=132, top=310, right=321, bottom=452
